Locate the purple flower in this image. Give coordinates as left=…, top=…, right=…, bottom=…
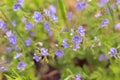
left=77, top=26, right=85, bottom=36
left=67, top=12, right=72, bottom=20
left=40, top=48, right=48, bottom=55
left=6, top=31, right=13, bottom=37
left=11, top=21, right=16, bottom=27
left=49, top=5, right=56, bottom=14
left=44, top=9, right=51, bottom=16
left=55, top=50, right=64, bottom=58
left=99, top=54, right=108, bottom=61
left=116, top=0, right=120, bottom=5
left=9, top=36, right=17, bottom=45
left=0, top=20, right=5, bottom=28
left=32, top=11, right=42, bottom=23
left=17, top=62, right=27, bottom=70
left=14, top=53, right=22, bottom=59
left=50, top=14, right=58, bottom=22
left=74, top=74, right=81, bottom=80
left=28, top=31, right=35, bottom=36
left=13, top=3, right=21, bottom=11
left=110, top=4, right=114, bottom=9
left=25, top=38, right=31, bottom=46
left=72, top=35, right=82, bottom=43
left=0, top=20, right=7, bottom=31
left=17, top=0, right=24, bottom=5
left=7, top=47, right=12, bottom=52
left=44, top=22, right=51, bottom=31
left=0, top=66, right=7, bottom=71
left=6, top=31, right=17, bottom=45
left=101, top=18, right=109, bottom=27
left=48, top=30, right=53, bottom=36
left=33, top=54, right=40, bottom=62
left=115, top=23, right=120, bottom=29
left=25, top=22, right=34, bottom=30
left=73, top=43, right=80, bottom=51
left=109, top=48, right=117, bottom=57
left=62, top=39, right=68, bottom=48
left=1, top=24, right=7, bottom=31
left=76, top=1, right=87, bottom=10
left=98, top=0, right=108, bottom=7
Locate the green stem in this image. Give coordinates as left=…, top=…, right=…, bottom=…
left=58, top=0, right=66, bottom=22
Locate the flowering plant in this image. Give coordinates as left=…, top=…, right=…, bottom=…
left=0, top=0, right=120, bottom=80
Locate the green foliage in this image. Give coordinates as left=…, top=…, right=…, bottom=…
left=0, top=0, right=120, bottom=80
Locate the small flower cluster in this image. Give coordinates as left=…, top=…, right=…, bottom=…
left=76, top=1, right=87, bottom=10
left=0, top=20, right=7, bottom=31
left=13, top=0, right=24, bottom=11
left=101, top=18, right=109, bottom=27
left=108, top=48, right=117, bottom=57
left=6, top=31, right=17, bottom=45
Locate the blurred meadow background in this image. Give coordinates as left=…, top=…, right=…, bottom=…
left=0, top=0, right=120, bottom=80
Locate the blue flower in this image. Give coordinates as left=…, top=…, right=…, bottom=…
left=0, top=66, right=7, bottom=71
left=74, top=74, right=81, bottom=80
left=76, top=1, right=87, bottom=10
left=44, top=22, right=51, bottom=31
left=6, top=31, right=17, bottom=45
left=25, top=37, right=31, bottom=46
left=33, top=54, right=40, bottom=62
left=72, top=35, right=82, bottom=43
left=77, top=26, right=85, bottom=36
left=14, top=53, right=22, bottom=59
left=49, top=5, right=56, bottom=14
left=99, top=54, right=108, bottom=61
left=67, top=11, right=72, bottom=20
left=98, top=0, right=108, bottom=7
left=48, top=30, right=53, bottom=36
left=17, top=0, right=24, bottom=5
left=13, top=3, right=21, bottom=11
left=62, top=39, right=68, bottom=48
left=9, top=36, right=17, bottom=45
left=110, top=4, right=115, bottom=9
left=17, top=62, right=27, bottom=70
left=0, top=20, right=5, bottom=28
left=73, top=43, right=80, bottom=51
left=40, top=48, right=48, bottom=55
left=0, top=20, right=7, bottom=31
left=109, top=48, right=117, bottom=57
left=115, top=23, right=120, bottom=29
left=25, top=22, right=34, bottom=30
left=7, top=47, right=12, bottom=52
left=55, top=50, right=64, bottom=58
left=50, top=14, right=58, bottom=22
left=32, top=11, right=42, bottom=23
left=116, top=0, right=120, bottom=5
left=11, top=21, right=16, bottom=27
left=6, top=31, right=13, bottom=37
left=101, top=18, right=109, bottom=27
